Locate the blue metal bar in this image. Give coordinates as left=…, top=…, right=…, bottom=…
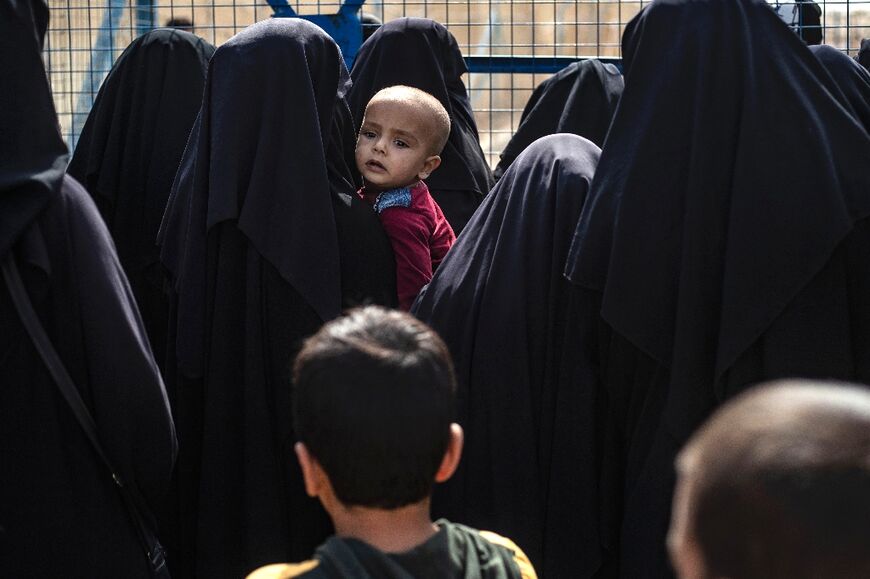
left=465, top=56, right=623, bottom=74
left=135, top=0, right=157, bottom=35
left=270, top=0, right=364, bottom=70
left=268, top=0, right=622, bottom=75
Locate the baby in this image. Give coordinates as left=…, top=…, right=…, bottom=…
left=356, top=85, right=456, bottom=310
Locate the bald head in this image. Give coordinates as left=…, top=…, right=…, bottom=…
left=670, top=380, right=870, bottom=579
left=364, top=85, right=451, bottom=156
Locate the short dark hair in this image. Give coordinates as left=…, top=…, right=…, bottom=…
left=165, top=17, right=193, bottom=30
left=678, top=380, right=870, bottom=579
left=293, top=306, right=456, bottom=509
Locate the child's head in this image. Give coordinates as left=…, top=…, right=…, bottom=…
left=293, top=306, right=461, bottom=511
left=355, top=85, right=451, bottom=192
left=668, top=380, right=870, bottom=579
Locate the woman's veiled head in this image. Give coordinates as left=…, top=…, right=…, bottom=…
left=0, top=0, right=68, bottom=257
left=352, top=17, right=467, bottom=111
left=161, top=17, right=352, bottom=328
left=209, top=18, right=346, bottom=155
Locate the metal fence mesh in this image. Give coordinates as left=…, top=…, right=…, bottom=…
left=45, top=0, right=870, bottom=164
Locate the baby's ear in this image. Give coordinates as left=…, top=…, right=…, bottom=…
left=418, top=155, right=442, bottom=180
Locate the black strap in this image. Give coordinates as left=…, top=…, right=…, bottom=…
left=2, top=253, right=168, bottom=577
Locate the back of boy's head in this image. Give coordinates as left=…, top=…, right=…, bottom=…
left=366, top=85, right=451, bottom=156
left=676, top=380, right=870, bottom=579
left=293, top=306, right=457, bottom=509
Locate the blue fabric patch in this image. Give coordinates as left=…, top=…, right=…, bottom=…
left=373, top=187, right=413, bottom=214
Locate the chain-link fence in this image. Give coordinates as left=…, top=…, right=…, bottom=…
left=45, top=0, right=870, bottom=163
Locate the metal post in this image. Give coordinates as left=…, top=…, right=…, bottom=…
left=136, top=0, right=158, bottom=36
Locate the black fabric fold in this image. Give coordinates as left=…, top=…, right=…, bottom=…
left=0, top=0, right=68, bottom=259
left=413, top=134, right=601, bottom=577
left=349, top=17, right=494, bottom=234
left=565, top=0, right=870, bottom=442
left=68, top=28, right=214, bottom=372
left=810, top=44, right=870, bottom=132
left=494, top=60, right=622, bottom=179
left=858, top=38, right=870, bottom=70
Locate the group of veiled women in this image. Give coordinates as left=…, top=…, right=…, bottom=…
left=2, top=0, right=869, bottom=576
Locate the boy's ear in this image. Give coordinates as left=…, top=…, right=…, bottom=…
left=295, top=442, right=325, bottom=498
left=434, top=423, right=464, bottom=483
left=418, top=155, right=442, bottom=180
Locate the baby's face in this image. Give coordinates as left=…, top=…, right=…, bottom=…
left=356, top=98, right=438, bottom=192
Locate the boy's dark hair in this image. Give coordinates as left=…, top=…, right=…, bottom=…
left=293, top=306, right=456, bottom=509
left=677, top=380, right=870, bottom=579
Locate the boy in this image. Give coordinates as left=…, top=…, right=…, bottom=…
left=247, top=306, right=537, bottom=578
left=355, top=86, right=456, bottom=310
left=668, top=380, right=870, bottom=579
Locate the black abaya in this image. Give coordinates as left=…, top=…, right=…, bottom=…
left=412, top=134, right=602, bottom=578
left=493, top=60, right=623, bottom=180
left=810, top=44, right=870, bottom=132
left=349, top=17, right=494, bottom=234
left=1, top=1, right=176, bottom=575
left=68, top=28, right=214, bottom=373
left=158, top=18, right=396, bottom=579
left=563, top=0, right=870, bottom=576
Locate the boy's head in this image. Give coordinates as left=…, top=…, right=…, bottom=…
left=293, top=306, right=461, bottom=511
left=355, top=85, right=451, bottom=192
left=668, top=380, right=870, bottom=579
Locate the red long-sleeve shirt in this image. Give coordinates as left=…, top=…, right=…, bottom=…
left=359, top=181, right=456, bottom=310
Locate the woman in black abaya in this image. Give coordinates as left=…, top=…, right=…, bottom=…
left=68, top=28, right=214, bottom=373
left=810, top=44, right=870, bottom=132
left=1, top=1, right=176, bottom=575
left=349, top=17, right=494, bottom=234
left=493, top=60, right=623, bottom=180
left=158, top=19, right=396, bottom=579
left=412, top=134, right=602, bottom=578
left=564, top=0, right=870, bottom=576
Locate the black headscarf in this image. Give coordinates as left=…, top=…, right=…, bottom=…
left=413, top=134, right=600, bottom=577
left=859, top=38, right=870, bottom=71
left=69, top=28, right=213, bottom=261
left=157, top=18, right=395, bottom=577
left=0, top=0, right=67, bottom=259
left=565, top=0, right=870, bottom=443
left=493, top=60, right=622, bottom=180
left=810, top=44, right=870, bottom=132
left=160, top=18, right=367, bottom=376
left=349, top=17, right=494, bottom=234
left=68, top=28, right=214, bottom=371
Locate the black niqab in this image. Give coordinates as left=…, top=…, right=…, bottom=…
left=349, top=17, right=494, bottom=234
left=567, top=0, right=870, bottom=442
left=810, top=44, right=870, bottom=132
left=68, top=28, right=214, bottom=371
left=0, top=0, right=67, bottom=258
left=158, top=18, right=395, bottom=578
left=493, top=60, right=622, bottom=180
left=563, top=0, right=870, bottom=575
left=2, top=1, right=176, bottom=575
left=413, top=134, right=601, bottom=578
